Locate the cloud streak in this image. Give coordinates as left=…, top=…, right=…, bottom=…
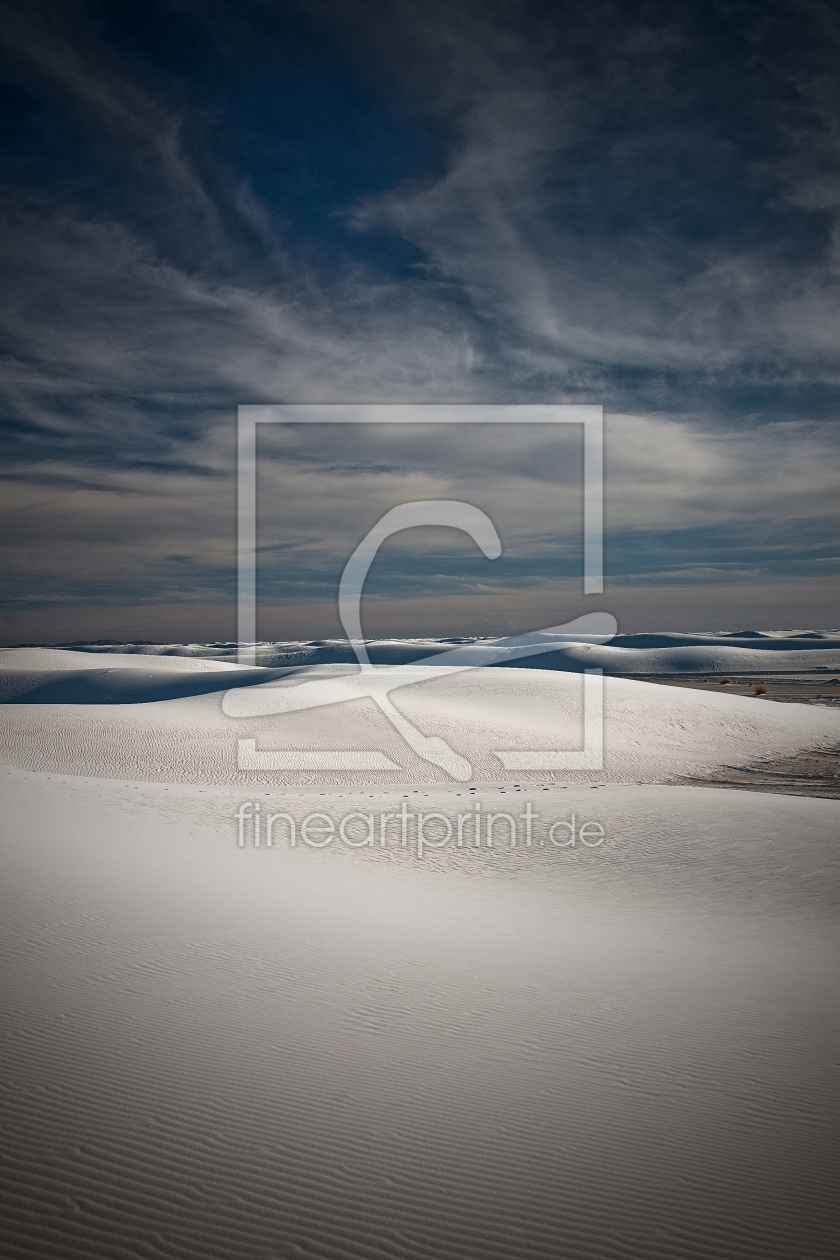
left=0, top=0, right=837, bottom=637
left=348, top=0, right=840, bottom=391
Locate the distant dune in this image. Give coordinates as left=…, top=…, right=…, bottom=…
left=21, top=629, right=840, bottom=674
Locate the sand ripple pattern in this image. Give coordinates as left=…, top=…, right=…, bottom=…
left=2, top=769, right=839, bottom=1259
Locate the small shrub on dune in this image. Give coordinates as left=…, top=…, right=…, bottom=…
left=755, top=683, right=767, bottom=695
left=720, top=677, right=731, bottom=685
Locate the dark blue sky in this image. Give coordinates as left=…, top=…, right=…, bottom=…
left=0, top=0, right=838, bottom=639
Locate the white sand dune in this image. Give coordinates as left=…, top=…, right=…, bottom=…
left=2, top=647, right=839, bottom=1258
left=0, top=646, right=254, bottom=672
left=1, top=656, right=838, bottom=786
left=527, top=640, right=840, bottom=673
left=51, top=630, right=840, bottom=674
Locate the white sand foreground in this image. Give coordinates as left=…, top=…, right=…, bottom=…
left=1, top=651, right=839, bottom=1258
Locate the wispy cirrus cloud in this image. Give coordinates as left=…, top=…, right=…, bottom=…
left=0, top=0, right=226, bottom=249
left=0, top=0, right=838, bottom=638
left=347, top=0, right=840, bottom=395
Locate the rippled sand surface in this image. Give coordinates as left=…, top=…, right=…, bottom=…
left=2, top=652, right=839, bottom=1258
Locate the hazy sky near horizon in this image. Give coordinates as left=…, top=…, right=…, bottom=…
left=0, top=0, right=838, bottom=641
